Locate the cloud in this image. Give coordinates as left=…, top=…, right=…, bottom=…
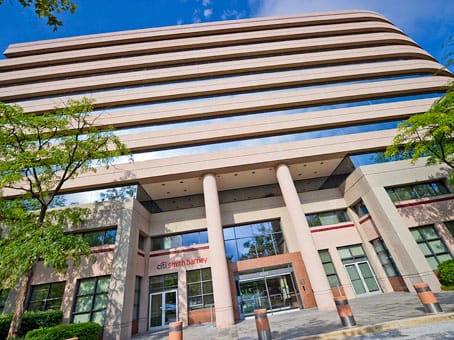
left=202, top=0, right=211, bottom=6
left=251, top=0, right=454, bottom=37
left=204, top=8, right=213, bottom=19
left=221, top=9, right=247, bottom=20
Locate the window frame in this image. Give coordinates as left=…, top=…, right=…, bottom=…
left=318, top=249, right=341, bottom=288
left=305, top=209, right=350, bottom=227
left=386, top=181, right=449, bottom=203
left=27, top=281, right=66, bottom=311
left=71, top=276, right=110, bottom=326
left=186, top=268, right=214, bottom=311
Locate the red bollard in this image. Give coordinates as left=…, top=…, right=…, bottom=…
left=414, top=283, right=443, bottom=313
left=254, top=308, right=272, bottom=340
left=169, top=320, right=183, bottom=340
left=334, top=296, right=356, bottom=328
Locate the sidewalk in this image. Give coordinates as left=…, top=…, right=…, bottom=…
left=133, top=291, right=454, bottom=340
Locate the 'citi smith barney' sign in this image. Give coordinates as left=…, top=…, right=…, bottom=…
left=156, top=257, right=208, bottom=270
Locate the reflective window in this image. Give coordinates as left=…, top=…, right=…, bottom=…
left=149, top=273, right=178, bottom=292
left=410, top=225, right=453, bottom=270
left=351, top=201, right=369, bottom=218
left=223, top=220, right=287, bottom=262
left=0, top=290, right=8, bottom=313
left=75, top=228, right=117, bottom=247
left=151, top=230, right=208, bottom=251
left=72, top=276, right=110, bottom=325
left=306, top=209, right=350, bottom=227
left=371, top=238, right=400, bottom=277
left=27, top=282, right=65, bottom=311
left=386, top=182, right=449, bottom=202
left=445, top=221, right=454, bottom=237
left=187, top=268, right=213, bottom=311
left=318, top=250, right=341, bottom=288
left=133, top=277, right=141, bottom=321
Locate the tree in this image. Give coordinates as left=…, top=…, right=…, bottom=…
left=0, top=0, right=76, bottom=30
left=0, top=98, right=128, bottom=338
left=385, top=83, right=454, bottom=183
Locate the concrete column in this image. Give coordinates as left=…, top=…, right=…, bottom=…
left=104, top=200, right=136, bottom=340
left=275, top=164, right=335, bottom=310
left=202, top=173, right=235, bottom=328
left=362, top=186, right=440, bottom=292
left=138, top=236, right=150, bottom=333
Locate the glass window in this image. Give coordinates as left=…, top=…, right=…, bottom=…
left=410, top=225, right=453, bottom=270
left=371, top=238, right=400, bottom=277
left=138, top=234, right=145, bottom=250
left=72, top=276, right=110, bottom=326
left=27, top=282, right=65, bottom=311
left=352, top=201, right=369, bottom=218
left=338, top=244, right=368, bottom=264
left=445, top=221, right=454, bottom=237
left=149, top=273, right=178, bottom=292
left=306, top=210, right=350, bottom=227
left=151, top=230, right=208, bottom=251
left=0, top=290, right=9, bottom=313
left=187, top=268, right=213, bottom=311
left=318, top=250, right=340, bottom=288
left=223, top=220, right=287, bottom=262
left=386, top=181, right=449, bottom=202
left=75, top=228, right=117, bottom=247
left=133, top=277, right=141, bottom=321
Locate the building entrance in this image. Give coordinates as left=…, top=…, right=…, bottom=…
left=149, top=290, right=178, bottom=329
left=236, top=266, right=301, bottom=317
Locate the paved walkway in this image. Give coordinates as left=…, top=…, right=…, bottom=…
left=133, top=291, right=454, bottom=340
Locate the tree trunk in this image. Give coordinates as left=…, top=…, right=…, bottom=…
left=8, top=269, right=33, bottom=338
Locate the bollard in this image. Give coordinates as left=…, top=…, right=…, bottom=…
left=334, top=296, right=356, bottom=328
left=413, top=283, right=443, bottom=313
left=169, top=320, right=183, bottom=340
left=254, top=308, right=272, bottom=340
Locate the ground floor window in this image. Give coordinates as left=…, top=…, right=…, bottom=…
left=318, top=249, right=341, bottom=288
left=72, top=276, right=110, bottom=325
left=410, top=225, right=453, bottom=270
left=133, top=277, right=141, bottom=321
left=371, top=238, right=400, bottom=277
left=27, top=282, right=65, bottom=311
left=187, top=268, right=214, bottom=311
left=236, top=265, right=301, bottom=318
left=445, top=221, right=454, bottom=237
left=0, top=289, right=9, bottom=313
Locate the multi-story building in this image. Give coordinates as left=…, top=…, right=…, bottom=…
left=1, top=9, right=453, bottom=340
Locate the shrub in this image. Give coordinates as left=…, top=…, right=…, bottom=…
left=438, top=259, right=454, bottom=288
left=25, top=322, right=101, bottom=340
left=0, top=310, right=62, bottom=340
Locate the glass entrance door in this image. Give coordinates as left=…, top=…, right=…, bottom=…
left=345, top=261, right=380, bottom=296
left=149, top=290, right=178, bottom=329
left=237, top=269, right=301, bottom=317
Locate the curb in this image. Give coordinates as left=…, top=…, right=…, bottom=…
left=297, top=312, right=454, bottom=340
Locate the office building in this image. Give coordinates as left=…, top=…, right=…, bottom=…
left=1, top=10, right=453, bottom=340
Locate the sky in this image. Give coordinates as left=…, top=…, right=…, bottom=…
left=0, top=0, right=453, bottom=68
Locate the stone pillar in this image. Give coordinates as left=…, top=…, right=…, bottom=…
left=275, top=164, right=335, bottom=310
left=362, top=186, right=440, bottom=291
left=202, top=173, right=235, bottom=328
left=138, top=236, right=150, bottom=333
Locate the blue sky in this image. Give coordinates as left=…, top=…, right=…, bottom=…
left=0, top=0, right=453, bottom=69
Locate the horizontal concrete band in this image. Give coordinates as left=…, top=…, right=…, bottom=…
left=0, top=45, right=431, bottom=85
left=4, top=10, right=388, bottom=57
left=0, top=30, right=415, bottom=71
left=2, top=59, right=444, bottom=101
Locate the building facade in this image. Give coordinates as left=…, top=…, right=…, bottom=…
left=1, top=10, right=454, bottom=340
